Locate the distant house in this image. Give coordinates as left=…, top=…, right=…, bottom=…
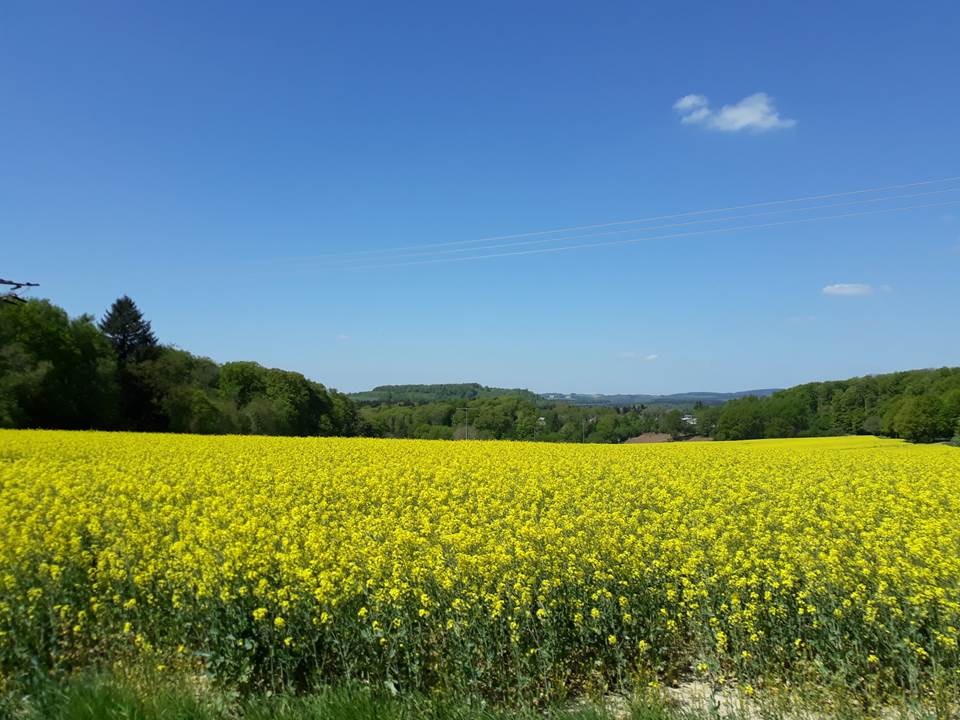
left=681, top=414, right=697, bottom=426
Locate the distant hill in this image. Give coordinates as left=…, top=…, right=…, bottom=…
left=349, top=383, right=539, bottom=405
left=350, top=383, right=780, bottom=407
left=539, top=389, right=781, bottom=407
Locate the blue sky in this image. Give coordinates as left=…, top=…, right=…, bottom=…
left=3, top=1, right=959, bottom=394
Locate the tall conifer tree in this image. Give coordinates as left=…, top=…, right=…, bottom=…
left=98, top=296, right=157, bottom=364
left=99, top=296, right=159, bottom=429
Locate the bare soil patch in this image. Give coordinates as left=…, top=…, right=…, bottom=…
left=625, top=433, right=673, bottom=443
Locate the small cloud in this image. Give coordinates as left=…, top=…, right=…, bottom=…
left=618, top=351, right=658, bottom=361
left=673, top=95, right=711, bottom=124
left=335, top=334, right=351, bottom=341
left=673, top=94, right=707, bottom=113
left=787, top=315, right=817, bottom=324
left=822, top=283, right=874, bottom=296
left=674, top=92, right=796, bottom=132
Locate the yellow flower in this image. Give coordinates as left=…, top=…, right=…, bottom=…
left=2, top=430, right=957, bottom=695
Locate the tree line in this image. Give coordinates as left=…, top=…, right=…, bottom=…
left=694, top=368, right=960, bottom=443
left=3, top=296, right=958, bottom=444
left=0, top=297, right=360, bottom=436
left=359, top=395, right=693, bottom=443
left=349, top=383, right=539, bottom=405
left=0, top=296, right=693, bottom=442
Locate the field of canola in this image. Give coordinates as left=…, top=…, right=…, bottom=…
left=1, top=430, right=959, bottom=699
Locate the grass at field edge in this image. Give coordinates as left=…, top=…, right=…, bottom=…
left=1, top=673, right=689, bottom=720
left=4, top=671, right=955, bottom=720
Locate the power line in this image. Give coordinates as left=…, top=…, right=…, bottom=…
left=303, top=186, right=960, bottom=267
left=299, top=175, right=960, bottom=261
left=332, top=198, right=960, bottom=270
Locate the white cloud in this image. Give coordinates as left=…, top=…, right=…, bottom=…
left=822, top=283, right=874, bottom=296
left=618, top=351, right=658, bottom=361
left=673, top=92, right=796, bottom=132
left=336, top=334, right=351, bottom=341
left=682, top=107, right=712, bottom=125
left=710, top=93, right=796, bottom=131
left=673, top=94, right=707, bottom=112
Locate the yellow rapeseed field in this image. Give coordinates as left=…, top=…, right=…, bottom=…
left=1, top=431, right=958, bottom=698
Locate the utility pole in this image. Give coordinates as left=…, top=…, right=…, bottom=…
left=534, top=416, right=545, bottom=441
left=1, top=278, right=39, bottom=305
left=582, top=415, right=596, bottom=443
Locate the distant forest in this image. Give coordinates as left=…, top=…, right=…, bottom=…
left=349, top=383, right=538, bottom=404
left=357, top=395, right=691, bottom=443
left=2, top=297, right=958, bottom=444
